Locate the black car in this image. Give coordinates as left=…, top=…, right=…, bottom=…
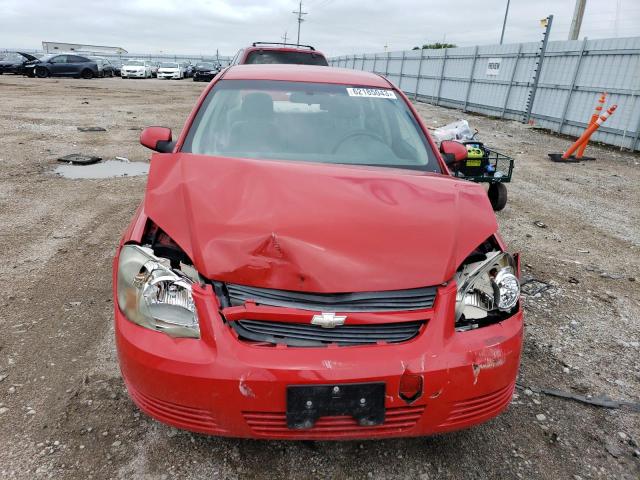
left=90, top=57, right=116, bottom=77
left=192, top=62, right=218, bottom=82
left=26, top=54, right=100, bottom=79
left=0, top=52, right=38, bottom=75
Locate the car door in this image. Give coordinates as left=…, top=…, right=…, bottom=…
left=69, top=55, right=90, bottom=76
left=48, top=55, right=68, bottom=75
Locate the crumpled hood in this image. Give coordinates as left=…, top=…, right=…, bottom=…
left=145, top=153, right=497, bottom=292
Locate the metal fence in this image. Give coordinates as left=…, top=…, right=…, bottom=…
left=330, top=36, right=640, bottom=151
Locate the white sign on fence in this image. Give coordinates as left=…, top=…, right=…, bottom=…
left=486, top=58, right=501, bottom=76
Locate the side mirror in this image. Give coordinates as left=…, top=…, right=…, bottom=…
left=140, top=126, right=174, bottom=152
left=439, top=140, right=467, bottom=165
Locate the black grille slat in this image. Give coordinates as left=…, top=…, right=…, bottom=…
left=222, top=284, right=437, bottom=312
left=240, top=320, right=419, bottom=335
left=231, top=319, right=424, bottom=347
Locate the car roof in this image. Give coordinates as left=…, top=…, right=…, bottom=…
left=222, top=65, right=391, bottom=88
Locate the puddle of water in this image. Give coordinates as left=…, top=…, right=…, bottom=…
left=54, top=160, right=149, bottom=179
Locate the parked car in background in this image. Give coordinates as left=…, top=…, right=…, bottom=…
left=110, top=59, right=123, bottom=76
left=114, top=65, right=522, bottom=440
left=230, top=42, right=328, bottom=66
left=184, top=63, right=194, bottom=78
left=121, top=60, right=153, bottom=79
left=150, top=62, right=159, bottom=78
left=28, top=54, right=99, bottom=79
left=157, top=62, right=184, bottom=80
left=192, top=62, right=218, bottom=82
left=90, top=57, right=115, bottom=77
left=0, top=51, right=38, bottom=75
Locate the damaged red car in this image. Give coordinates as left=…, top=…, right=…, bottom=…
left=114, top=65, right=522, bottom=439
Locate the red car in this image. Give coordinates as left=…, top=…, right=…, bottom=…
left=114, top=64, right=522, bottom=440
left=229, top=42, right=328, bottom=66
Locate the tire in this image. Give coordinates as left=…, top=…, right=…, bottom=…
left=35, top=66, right=49, bottom=78
left=81, top=69, right=94, bottom=79
left=488, top=183, right=508, bottom=212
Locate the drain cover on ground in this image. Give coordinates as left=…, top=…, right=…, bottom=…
left=57, top=154, right=102, bottom=165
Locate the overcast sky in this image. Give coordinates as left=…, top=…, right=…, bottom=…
left=2, top=0, right=639, bottom=57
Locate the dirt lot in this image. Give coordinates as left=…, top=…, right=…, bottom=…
left=0, top=76, right=638, bottom=480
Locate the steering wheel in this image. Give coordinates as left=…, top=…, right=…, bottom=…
left=332, top=130, right=387, bottom=154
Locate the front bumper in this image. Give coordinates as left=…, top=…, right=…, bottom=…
left=114, top=265, right=523, bottom=440
left=158, top=72, right=181, bottom=79
left=122, top=70, right=146, bottom=78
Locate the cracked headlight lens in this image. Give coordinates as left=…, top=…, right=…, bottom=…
left=117, top=244, right=199, bottom=338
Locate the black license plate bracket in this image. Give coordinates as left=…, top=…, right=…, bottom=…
left=286, top=382, right=385, bottom=429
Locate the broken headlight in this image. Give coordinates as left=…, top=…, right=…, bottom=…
left=117, top=244, right=199, bottom=338
left=454, top=249, right=519, bottom=331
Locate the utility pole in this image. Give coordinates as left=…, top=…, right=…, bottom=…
left=282, top=31, right=288, bottom=44
left=569, top=0, right=587, bottom=40
left=292, top=1, right=307, bottom=46
left=500, top=0, right=510, bottom=45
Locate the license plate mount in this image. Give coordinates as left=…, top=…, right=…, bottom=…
left=286, top=382, right=385, bottom=429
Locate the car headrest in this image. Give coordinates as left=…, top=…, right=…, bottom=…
left=242, top=92, right=274, bottom=119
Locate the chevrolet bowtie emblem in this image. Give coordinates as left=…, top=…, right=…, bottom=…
left=311, top=312, right=347, bottom=328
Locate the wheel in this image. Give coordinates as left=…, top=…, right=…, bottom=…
left=35, top=66, right=49, bottom=78
left=81, top=69, right=94, bottom=79
left=488, top=183, right=508, bottom=211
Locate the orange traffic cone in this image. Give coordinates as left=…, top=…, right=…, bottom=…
left=576, top=92, right=606, bottom=159
left=562, top=105, right=617, bottom=160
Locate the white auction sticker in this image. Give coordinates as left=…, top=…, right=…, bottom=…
left=346, top=87, right=396, bottom=99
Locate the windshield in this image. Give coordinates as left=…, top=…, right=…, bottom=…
left=160, top=62, right=178, bottom=68
left=0, top=52, right=24, bottom=62
left=196, top=63, right=214, bottom=69
left=182, top=80, right=439, bottom=172
left=124, top=60, right=144, bottom=66
left=245, top=50, right=328, bottom=66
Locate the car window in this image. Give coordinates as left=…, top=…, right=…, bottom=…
left=50, top=55, right=67, bottom=64
left=70, top=55, right=89, bottom=62
left=182, top=80, right=439, bottom=173
left=1, top=53, right=23, bottom=62
left=244, top=50, right=328, bottom=66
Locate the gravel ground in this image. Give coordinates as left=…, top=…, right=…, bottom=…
left=0, top=76, right=638, bottom=480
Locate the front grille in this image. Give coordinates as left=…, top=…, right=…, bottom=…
left=217, top=283, right=437, bottom=312
left=230, top=319, right=424, bottom=347
left=244, top=405, right=424, bottom=438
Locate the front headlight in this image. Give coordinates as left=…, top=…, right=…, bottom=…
left=117, top=244, right=199, bottom=338
left=454, top=249, right=519, bottom=331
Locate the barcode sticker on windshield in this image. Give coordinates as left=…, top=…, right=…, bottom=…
left=347, top=88, right=396, bottom=99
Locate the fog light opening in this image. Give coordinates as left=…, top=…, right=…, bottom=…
left=399, top=373, right=423, bottom=403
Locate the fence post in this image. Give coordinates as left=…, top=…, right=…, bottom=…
left=398, top=51, right=406, bottom=90
left=352, top=55, right=357, bottom=69
left=632, top=116, right=640, bottom=151
left=385, top=51, right=390, bottom=77
left=361, top=53, right=366, bottom=70
left=558, top=37, right=588, bottom=133
left=372, top=53, right=378, bottom=74
left=435, top=48, right=447, bottom=106
left=501, top=44, right=522, bottom=118
left=463, top=46, right=479, bottom=112
left=414, top=48, right=425, bottom=100
left=523, top=14, right=553, bottom=123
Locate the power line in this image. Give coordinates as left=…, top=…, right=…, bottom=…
left=292, top=1, right=308, bottom=46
